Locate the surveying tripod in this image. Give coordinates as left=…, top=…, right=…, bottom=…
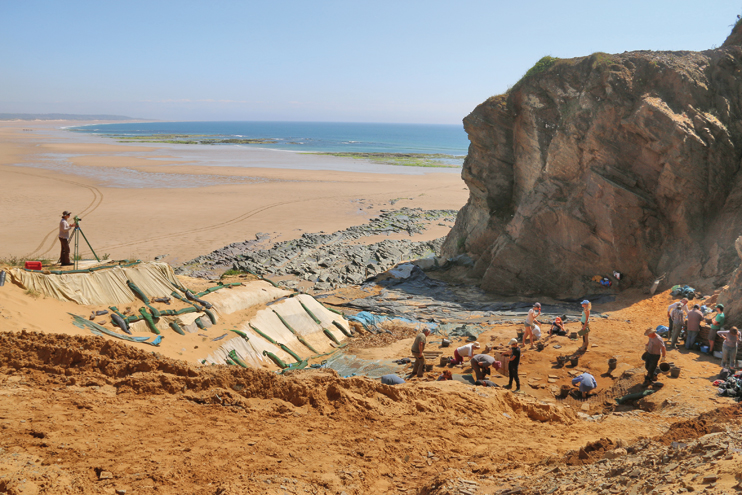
left=72, top=216, right=100, bottom=270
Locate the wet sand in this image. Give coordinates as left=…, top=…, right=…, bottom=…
left=0, top=121, right=468, bottom=264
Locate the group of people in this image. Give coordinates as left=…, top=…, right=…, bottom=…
left=665, top=300, right=737, bottom=367
left=405, top=299, right=598, bottom=396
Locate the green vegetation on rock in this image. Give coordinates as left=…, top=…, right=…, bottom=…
left=518, top=56, right=559, bottom=85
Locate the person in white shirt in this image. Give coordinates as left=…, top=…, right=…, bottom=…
left=58, top=211, right=77, bottom=266
left=449, top=342, right=480, bottom=365
left=524, top=302, right=541, bottom=349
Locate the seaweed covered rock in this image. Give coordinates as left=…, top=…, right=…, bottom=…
left=443, top=22, right=742, bottom=298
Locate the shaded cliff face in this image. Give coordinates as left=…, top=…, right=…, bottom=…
left=443, top=24, right=742, bottom=298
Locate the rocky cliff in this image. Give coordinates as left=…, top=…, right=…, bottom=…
left=443, top=22, right=742, bottom=298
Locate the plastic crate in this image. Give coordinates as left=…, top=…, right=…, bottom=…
left=24, top=261, right=42, bottom=270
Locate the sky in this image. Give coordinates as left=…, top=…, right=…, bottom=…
left=1, top=1, right=740, bottom=124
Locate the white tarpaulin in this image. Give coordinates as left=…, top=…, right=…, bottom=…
left=9, top=262, right=180, bottom=305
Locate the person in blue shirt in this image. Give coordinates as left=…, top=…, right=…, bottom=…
left=571, top=372, right=597, bottom=398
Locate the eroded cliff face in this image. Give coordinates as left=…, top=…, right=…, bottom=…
left=443, top=24, right=742, bottom=298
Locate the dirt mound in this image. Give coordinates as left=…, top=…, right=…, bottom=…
left=563, top=437, right=616, bottom=466
left=655, top=405, right=741, bottom=445
left=0, top=330, right=576, bottom=423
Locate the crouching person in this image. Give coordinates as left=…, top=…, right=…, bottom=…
left=470, top=353, right=500, bottom=382
left=571, top=372, right=597, bottom=398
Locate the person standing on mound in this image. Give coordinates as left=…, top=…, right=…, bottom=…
left=58, top=211, right=77, bottom=266
left=504, top=338, right=521, bottom=392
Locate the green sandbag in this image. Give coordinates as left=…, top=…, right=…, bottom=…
left=125, top=313, right=144, bottom=324
left=127, top=280, right=150, bottom=304
left=321, top=303, right=344, bottom=316
left=230, top=329, right=250, bottom=341
left=195, top=317, right=205, bottom=330
left=262, top=350, right=287, bottom=369
left=175, top=307, right=197, bottom=315
left=279, top=343, right=302, bottom=363
left=296, top=335, right=318, bottom=354
left=615, top=389, right=655, bottom=405
left=196, top=282, right=242, bottom=297
left=323, top=328, right=340, bottom=345
left=273, top=310, right=297, bottom=334
left=149, top=305, right=161, bottom=319
left=300, top=301, right=322, bottom=325
left=203, top=309, right=217, bottom=325
left=250, top=324, right=277, bottom=345
left=228, top=350, right=249, bottom=368
left=225, top=358, right=236, bottom=366
left=280, top=360, right=308, bottom=374
left=169, top=321, right=185, bottom=335
left=333, top=320, right=353, bottom=337
left=139, top=307, right=160, bottom=334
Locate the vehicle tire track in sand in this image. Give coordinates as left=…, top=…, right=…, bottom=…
left=12, top=169, right=105, bottom=258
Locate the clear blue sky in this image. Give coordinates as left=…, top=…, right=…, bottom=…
left=1, top=1, right=739, bottom=124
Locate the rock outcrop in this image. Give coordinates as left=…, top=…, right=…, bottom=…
left=443, top=23, right=742, bottom=298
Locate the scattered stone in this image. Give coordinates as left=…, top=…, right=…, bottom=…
left=98, top=471, right=113, bottom=480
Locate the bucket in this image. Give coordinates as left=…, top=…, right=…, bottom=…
left=569, top=332, right=578, bottom=340
left=559, top=385, right=571, bottom=398
left=659, top=362, right=671, bottom=372
left=700, top=346, right=709, bottom=353
left=608, top=358, right=617, bottom=370
left=425, top=363, right=434, bottom=372
left=441, top=339, right=451, bottom=348
left=484, top=344, right=492, bottom=354
left=516, top=331, right=523, bottom=342
left=536, top=342, right=545, bottom=352
left=439, top=356, right=449, bottom=367
left=670, top=367, right=681, bottom=378
left=569, top=357, right=579, bottom=367
left=556, top=355, right=567, bottom=366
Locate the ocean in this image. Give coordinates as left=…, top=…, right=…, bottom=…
left=68, top=121, right=469, bottom=157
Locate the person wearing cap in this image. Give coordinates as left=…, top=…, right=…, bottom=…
left=58, top=211, right=77, bottom=266
left=469, top=353, right=500, bottom=382
left=643, top=327, right=667, bottom=385
left=669, top=302, right=686, bottom=349
left=524, top=302, right=541, bottom=349
left=578, top=300, right=591, bottom=351
left=503, top=338, right=521, bottom=391
left=408, top=328, right=431, bottom=378
left=707, top=304, right=726, bottom=356
left=685, top=304, right=704, bottom=350
left=449, top=341, right=481, bottom=366
left=571, top=372, right=597, bottom=398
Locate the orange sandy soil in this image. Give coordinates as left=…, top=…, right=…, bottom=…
left=0, top=284, right=738, bottom=494
left=0, top=122, right=467, bottom=265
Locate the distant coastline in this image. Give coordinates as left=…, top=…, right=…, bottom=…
left=68, top=120, right=469, bottom=167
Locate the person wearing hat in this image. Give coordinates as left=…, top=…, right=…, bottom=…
left=643, top=327, right=667, bottom=385
left=578, top=300, right=591, bottom=351
left=549, top=317, right=567, bottom=337
left=470, top=353, right=501, bottom=383
left=707, top=304, right=725, bottom=356
left=58, top=211, right=77, bottom=266
left=408, top=327, right=431, bottom=379
left=449, top=341, right=481, bottom=366
left=503, top=338, right=521, bottom=391
left=669, top=302, right=686, bottom=349
left=666, top=298, right=689, bottom=339
left=524, top=302, right=541, bottom=349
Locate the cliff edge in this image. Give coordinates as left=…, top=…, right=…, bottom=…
left=443, top=22, right=742, bottom=298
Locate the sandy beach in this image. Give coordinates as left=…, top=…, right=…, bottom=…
left=0, top=121, right=468, bottom=264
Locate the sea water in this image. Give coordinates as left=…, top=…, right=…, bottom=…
left=68, top=121, right=469, bottom=156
